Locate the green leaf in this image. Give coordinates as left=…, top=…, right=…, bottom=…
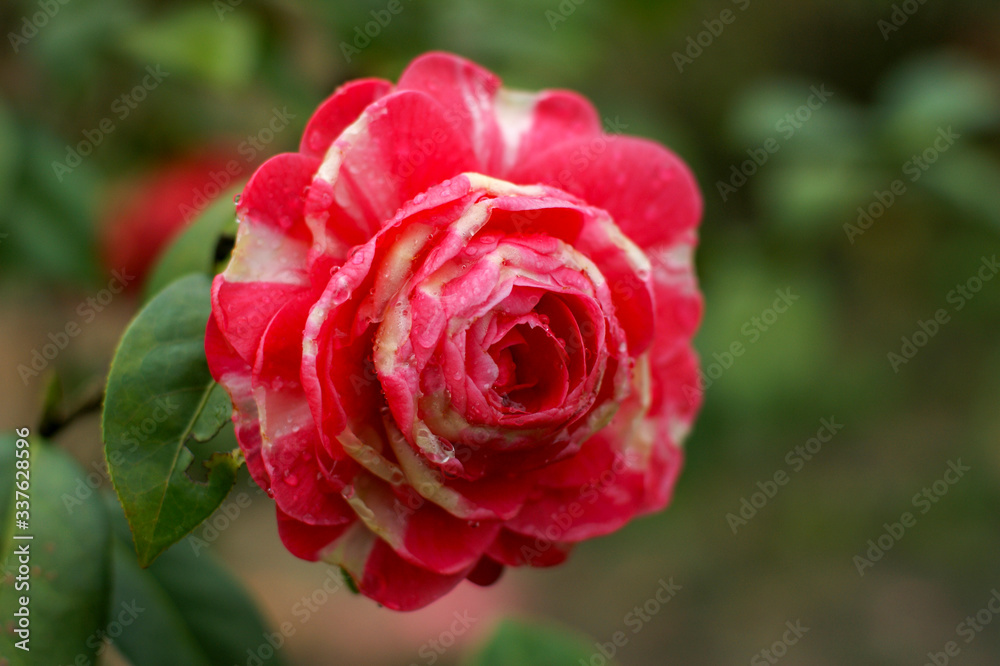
left=143, top=184, right=242, bottom=303
left=104, top=495, right=282, bottom=666
left=463, top=617, right=609, bottom=666
left=0, top=434, right=112, bottom=665
left=103, top=274, right=239, bottom=567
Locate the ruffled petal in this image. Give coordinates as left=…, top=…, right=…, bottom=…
left=276, top=506, right=353, bottom=561
left=254, top=292, right=349, bottom=524
left=512, top=135, right=701, bottom=250
left=300, top=78, right=394, bottom=159
left=397, top=52, right=503, bottom=173
left=205, top=316, right=270, bottom=493
left=325, top=524, right=473, bottom=611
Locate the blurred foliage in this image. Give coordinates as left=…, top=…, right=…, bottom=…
left=2, top=0, right=1000, bottom=664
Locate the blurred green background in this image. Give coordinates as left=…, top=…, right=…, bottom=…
left=2, top=0, right=999, bottom=664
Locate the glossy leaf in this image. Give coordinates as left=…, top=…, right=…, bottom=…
left=103, top=274, right=239, bottom=567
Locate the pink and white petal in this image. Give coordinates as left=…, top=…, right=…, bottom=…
left=512, top=135, right=702, bottom=250
left=396, top=52, right=504, bottom=173
left=276, top=506, right=354, bottom=561
left=509, top=89, right=603, bottom=170
left=385, top=420, right=530, bottom=521
left=648, top=240, right=703, bottom=362
left=254, top=293, right=346, bottom=525
left=236, top=152, right=320, bottom=244
left=343, top=471, right=500, bottom=575
left=325, top=524, right=472, bottom=611
left=299, top=78, right=394, bottom=159
left=308, top=91, right=479, bottom=246
left=211, top=279, right=306, bottom=365
left=205, top=316, right=270, bottom=493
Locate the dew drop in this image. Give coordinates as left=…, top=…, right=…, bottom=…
left=283, top=471, right=299, bottom=486
left=233, top=193, right=242, bottom=205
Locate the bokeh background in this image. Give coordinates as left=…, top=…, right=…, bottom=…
left=2, top=0, right=1000, bottom=664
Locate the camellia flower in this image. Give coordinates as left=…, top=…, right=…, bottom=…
left=207, top=52, right=703, bottom=610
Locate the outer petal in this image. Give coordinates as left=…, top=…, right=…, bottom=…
left=276, top=507, right=353, bottom=561
left=507, top=89, right=603, bottom=169
left=213, top=152, right=318, bottom=363
left=512, top=135, right=702, bottom=250
left=236, top=152, right=319, bottom=244
left=341, top=471, right=501, bottom=575
left=486, top=528, right=572, bottom=568
left=254, top=292, right=348, bottom=524
left=299, top=78, right=394, bottom=159
left=304, top=90, right=479, bottom=257
left=205, top=316, right=270, bottom=493
left=326, top=524, right=473, bottom=611
left=397, top=52, right=504, bottom=173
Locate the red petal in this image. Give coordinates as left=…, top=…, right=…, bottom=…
left=254, top=292, right=350, bottom=524
left=466, top=556, right=504, bottom=586
left=276, top=507, right=353, bottom=561
left=486, top=528, right=571, bottom=567
left=211, top=279, right=304, bottom=365
left=512, top=135, right=702, bottom=250
left=300, top=78, right=393, bottom=159
left=237, top=152, right=319, bottom=244
left=331, top=526, right=472, bottom=611
left=205, top=316, right=270, bottom=493
left=513, top=89, right=602, bottom=167
left=397, top=52, right=503, bottom=173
